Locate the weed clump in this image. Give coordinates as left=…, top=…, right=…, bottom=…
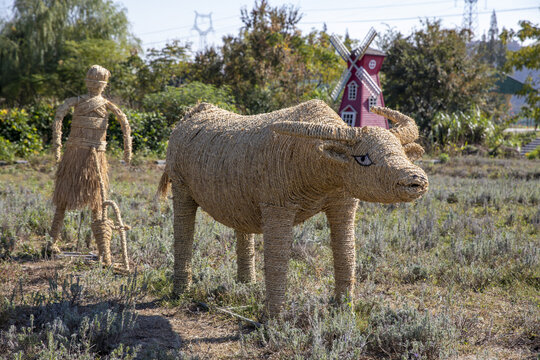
left=253, top=306, right=368, bottom=359
left=367, top=306, right=456, bottom=359
left=0, top=274, right=141, bottom=359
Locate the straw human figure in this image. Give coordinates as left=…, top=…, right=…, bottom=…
left=48, top=65, right=132, bottom=266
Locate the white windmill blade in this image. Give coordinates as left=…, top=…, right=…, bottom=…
left=356, top=67, right=381, bottom=96
left=329, top=34, right=351, bottom=62
left=352, top=27, right=377, bottom=60
left=331, top=68, right=352, bottom=101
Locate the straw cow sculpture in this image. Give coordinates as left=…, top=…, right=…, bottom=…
left=158, top=99, right=428, bottom=315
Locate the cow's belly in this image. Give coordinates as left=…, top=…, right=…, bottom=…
left=191, top=190, right=330, bottom=234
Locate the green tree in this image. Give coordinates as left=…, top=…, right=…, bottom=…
left=380, top=20, right=497, bottom=132
left=57, top=39, right=132, bottom=97
left=191, top=0, right=342, bottom=114
left=474, top=35, right=506, bottom=69
left=0, top=0, right=138, bottom=105
left=474, top=10, right=507, bottom=69
left=142, top=82, right=237, bottom=124
left=110, top=40, right=191, bottom=107
left=502, top=21, right=540, bottom=129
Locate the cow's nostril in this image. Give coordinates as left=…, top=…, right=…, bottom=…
left=397, top=179, right=426, bottom=190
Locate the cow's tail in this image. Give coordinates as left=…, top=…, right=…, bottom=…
left=156, top=171, right=171, bottom=201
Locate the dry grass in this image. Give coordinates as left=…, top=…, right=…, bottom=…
left=0, top=155, right=538, bottom=359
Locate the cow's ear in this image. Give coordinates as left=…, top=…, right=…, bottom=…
left=318, top=141, right=351, bottom=164
left=403, top=142, right=424, bottom=161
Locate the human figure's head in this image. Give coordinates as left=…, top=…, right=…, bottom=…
left=85, top=65, right=110, bottom=96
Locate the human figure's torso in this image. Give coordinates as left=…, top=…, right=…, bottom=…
left=67, top=95, right=110, bottom=151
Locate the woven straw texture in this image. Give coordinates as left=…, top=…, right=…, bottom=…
left=236, top=231, right=256, bottom=283
left=160, top=99, right=429, bottom=315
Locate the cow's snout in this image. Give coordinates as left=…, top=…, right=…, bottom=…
left=394, top=169, right=429, bottom=200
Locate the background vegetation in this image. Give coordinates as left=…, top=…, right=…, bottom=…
left=1, top=0, right=538, bottom=162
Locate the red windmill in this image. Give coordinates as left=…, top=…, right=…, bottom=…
left=330, top=28, right=388, bottom=129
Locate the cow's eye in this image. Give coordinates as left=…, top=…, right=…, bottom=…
left=354, top=154, right=372, bottom=166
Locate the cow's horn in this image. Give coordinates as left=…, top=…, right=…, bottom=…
left=370, top=106, right=419, bottom=145
left=271, top=121, right=359, bottom=142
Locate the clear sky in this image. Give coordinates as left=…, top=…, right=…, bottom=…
left=1, top=0, right=538, bottom=54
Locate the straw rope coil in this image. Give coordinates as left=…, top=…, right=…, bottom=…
left=91, top=148, right=130, bottom=271
left=159, top=99, right=429, bottom=315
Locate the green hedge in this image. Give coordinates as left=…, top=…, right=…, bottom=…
left=0, top=82, right=238, bottom=161
left=526, top=146, right=540, bottom=160
left=0, top=105, right=170, bottom=161
left=0, top=108, right=47, bottom=160
left=142, top=82, right=237, bottom=124
left=107, top=109, right=170, bottom=156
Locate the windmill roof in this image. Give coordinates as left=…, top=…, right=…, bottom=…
left=365, top=47, right=385, bottom=56
left=351, top=47, right=385, bottom=58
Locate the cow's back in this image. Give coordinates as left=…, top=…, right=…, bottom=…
left=165, top=100, right=346, bottom=233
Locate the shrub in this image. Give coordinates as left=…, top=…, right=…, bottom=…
left=526, top=145, right=540, bottom=159
left=24, top=102, right=58, bottom=145
left=0, top=108, right=44, bottom=159
left=255, top=306, right=368, bottom=359
left=0, top=274, right=140, bottom=359
left=438, top=153, right=450, bottom=163
left=367, top=306, right=456, bottom=359
left=107, top=110, right=169, bottom=156
left=0, top=137, right=17, bottom=162
left=429, top=106, right=496, bottom=148
left=142, top=82, right=237, bottom=124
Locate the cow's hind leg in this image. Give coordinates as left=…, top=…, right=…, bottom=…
left=261, top=204, right=297, bottom=316
left=171, top=182, right=198, bottom=296
left=235, top=231, right=256, bottom=283
left=325, top=198, right=358, bottom=302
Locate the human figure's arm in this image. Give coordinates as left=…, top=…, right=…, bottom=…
left=107, top=101, right=132, bottom=164
left=52, top=97, right=79, bottom=162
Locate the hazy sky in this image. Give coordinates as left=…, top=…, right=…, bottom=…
left=1, top=0, right=538, bottom=54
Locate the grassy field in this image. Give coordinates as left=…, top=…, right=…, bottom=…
left=0, top=155, right=538, bottom=359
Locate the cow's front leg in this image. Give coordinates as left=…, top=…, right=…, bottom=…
left=171, top=182, right=198, bottom=296
left=325, top=198, right=358, bottom=302
left=235, top=231, right=256, bottom=283
left=261, top=204, right=297, bottom=315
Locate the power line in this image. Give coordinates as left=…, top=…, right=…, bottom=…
left=142, top=24, right=238, bottom=47
left=304, top=0, right=453, bottom=12
left=136, top=1, right=452, bottom=40
left=138, top=15, right=238, bottom=36
left=141, top=5, right=537, bottom=47
left=300, top=6, right=538, bottom=25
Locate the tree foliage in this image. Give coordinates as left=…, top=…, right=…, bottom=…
left=190, top=0, right=343, bottom=114
left=502, top=21, right=540, bottom=128
left=142, top=82, right=237, bottom=124
left=0, top=0, right=138, bottom=105
left=111, top=40, right=192, bottom=106
left=474, top=34, right=506, bottom=69
left=380, top=20, right=497, bottom=132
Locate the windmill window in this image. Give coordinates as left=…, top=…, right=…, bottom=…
left=368, top=96, right=377, bottom=109
left=341, top=111, right=356, bottom=127
left=347, top=82, right=357, bottom=100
